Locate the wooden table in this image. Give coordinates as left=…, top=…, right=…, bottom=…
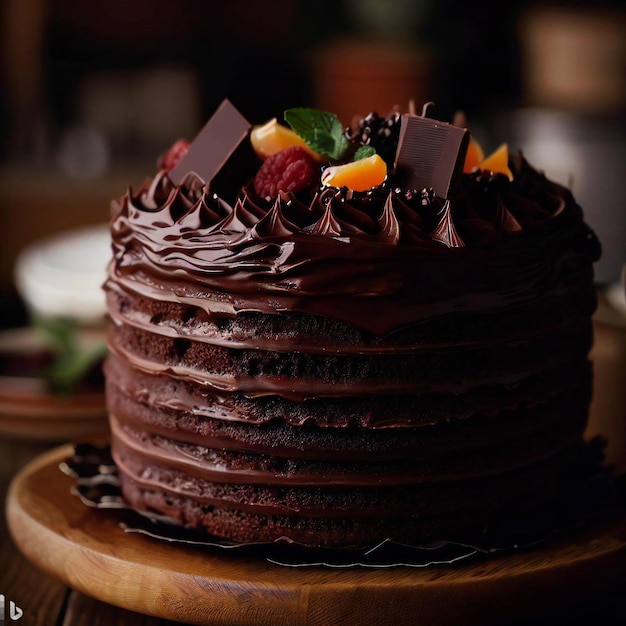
left=0, top=437, right=181, bottom=625
left=1, top=296, right=625, bottom=625
left=0, top=439, right=626, bottom=626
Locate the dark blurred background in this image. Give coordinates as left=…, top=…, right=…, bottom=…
left=1, top=0, right=625, bottom=321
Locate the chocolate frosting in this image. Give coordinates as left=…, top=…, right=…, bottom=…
left=106, top=158, right=600, bottom=336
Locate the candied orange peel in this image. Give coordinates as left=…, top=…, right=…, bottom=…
left=321, top=154, right=387, bottom=191
left=250, top=118, right=322, bottom=161
left=463, top=138, right=485, bottom=174
left=464, top=139, right=513, bottom=181
left=479, top=143, right=513, bottom=180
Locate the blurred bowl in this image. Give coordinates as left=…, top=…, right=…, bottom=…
left=14, top=224, right=110, bottom=325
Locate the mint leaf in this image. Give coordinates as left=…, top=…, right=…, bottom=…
left=35, top=314, right=78, bottom=354
left=354, top=146, right=376, bottom=161
left=33, top=315, right=107, bottom=394
left=46, top=341, right=108, bottom=394
left=284, top=108, right=349, bottom=161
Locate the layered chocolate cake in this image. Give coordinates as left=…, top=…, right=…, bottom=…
left=104, top=100, right=601, bottom=549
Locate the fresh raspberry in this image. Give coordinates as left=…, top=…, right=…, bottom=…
left=253, top=146, right=318, bottom=198
left=158, top=139, right=190, bottom=171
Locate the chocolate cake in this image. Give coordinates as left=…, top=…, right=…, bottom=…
left=104, top=101, right=601, bottom=549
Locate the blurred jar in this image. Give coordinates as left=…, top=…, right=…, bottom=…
left=507, top=6, right=626, bottom=471
left=494, top=5, right=626, bottom=284
left=589, top=279, right=626, bottom=475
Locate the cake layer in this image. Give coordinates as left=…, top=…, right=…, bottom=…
left=105, top=351, right=591, bottom=428
left=107, top=320, right=593, bottom=399
left=115, top=442, right=591, bottom=548
left=105, top=354, right=592, bottom=457
left=105, top=280, right=597, bottom=355
left=114, top=441, right=582, bottom=518
left=110, top=403, right=587, bottom=487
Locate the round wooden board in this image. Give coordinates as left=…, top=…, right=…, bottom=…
left=6, top=446, right=626, bottom=626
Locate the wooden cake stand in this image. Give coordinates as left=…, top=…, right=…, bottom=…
left=6, top=445, right=626, bottom=626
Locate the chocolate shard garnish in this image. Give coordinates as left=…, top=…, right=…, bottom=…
left=394, top=113, right=469, bottom=199
left=168, top=99, right=251, bottom=187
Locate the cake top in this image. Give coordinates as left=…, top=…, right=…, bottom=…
left=117, top=99, right=587, bottom=247
left=108, top=100, right=600, bottom=335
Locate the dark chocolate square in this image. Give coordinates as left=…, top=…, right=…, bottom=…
left=168, top=99, right=251, bottom=187
left=394, top=114, right=469, bottom=199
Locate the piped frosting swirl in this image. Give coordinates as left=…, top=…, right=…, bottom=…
left=107, top=156, right=600, bottom=336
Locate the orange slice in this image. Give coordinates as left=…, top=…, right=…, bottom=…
left=321, top=154, right=387, bottom=191
left=479, top=143, right=513, bottom=180
left=250, top=118, right=321, bottom=160
left=463, top=137, right=485, bottom=173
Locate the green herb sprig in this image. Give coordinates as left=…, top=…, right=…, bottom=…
left=353, top=145, right=376, bottom=161
left=33, top=315, right=108, bottom=394
left=284, top=108, right=350, bottom=161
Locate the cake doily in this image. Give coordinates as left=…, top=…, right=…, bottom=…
left=60, top=442, right=617, bottom=568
